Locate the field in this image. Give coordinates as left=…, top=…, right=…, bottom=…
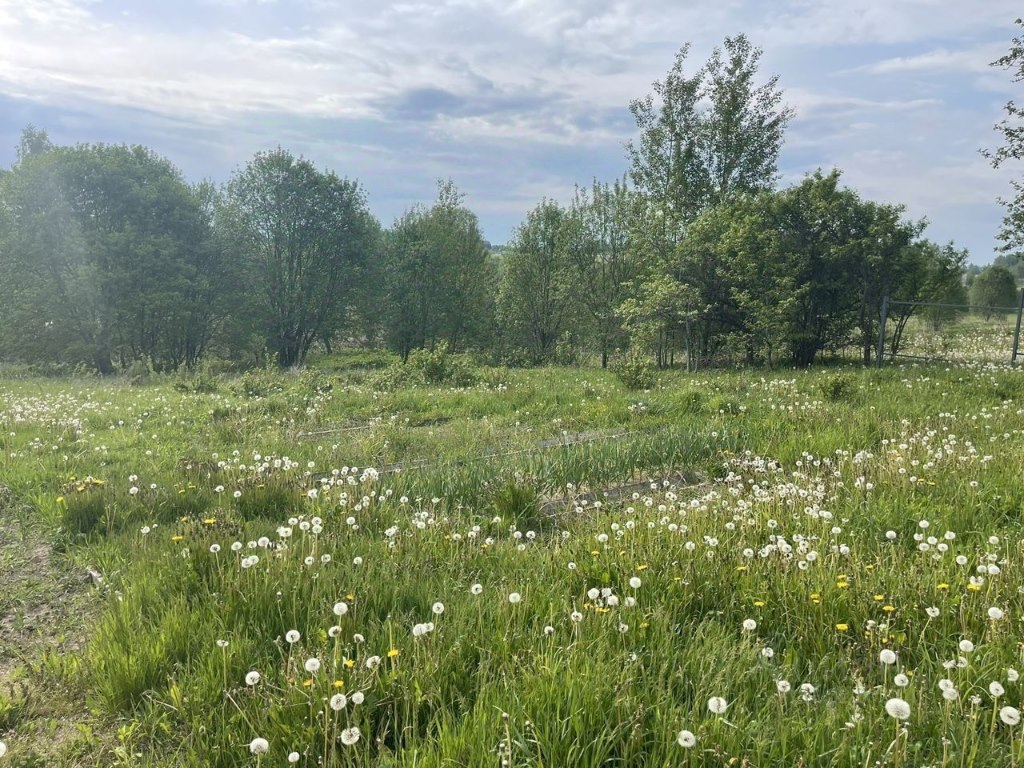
left=1, top=342, right=1024, bottom=766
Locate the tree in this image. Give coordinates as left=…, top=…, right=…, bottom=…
left=561, top=179, right=639, bottom=367
left=496, top=201, right=576, bottom=363
left=382, top=180, right=494, bottom=360
left=969, top=265, right=1019, bottom=318
left=986, top=18, right=1024, bottom=254
left=220, top=149, right=378, bottom=367
left=627, top=34, right=793, bottom=261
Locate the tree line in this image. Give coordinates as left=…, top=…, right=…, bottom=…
left=1, top=31, right=1020, bottom=375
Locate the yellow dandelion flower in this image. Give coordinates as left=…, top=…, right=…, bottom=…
left=343, top=659, right=355, bottom=669
left=591, top=550, right=600, bottom=556
left=171, top=535, right=184, bottom=542
left=837, top=581, right=849, bottom=589
left=835, top=623, right=849, bottom=631
left=882, top=605, right=895, bottom=612
left=864, top=564, right=875, bottom=570
left=387, top=648, right=400, bottom=658
left=936, top=583, right=950, bottom=590
left=345, top=594, right=355, bottom=601
left=966, top=583, right=982, bottom=592
left=736, top=565, right=748, bottom=572
left=56, top=496, right=65, bottom=504
left=753, top=600, right=766, bottom=607
left=303, top=679, right=314, bottom=687
left=873, top=594, right=884, bottom=601
left=637, top=564, right=649, bottom=571
left=333, top=680, right=345, bottom=689
left=203, top=518, right=216, bottom=525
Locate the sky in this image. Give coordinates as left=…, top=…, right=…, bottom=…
left=0, top=0, right=1020, bottom=261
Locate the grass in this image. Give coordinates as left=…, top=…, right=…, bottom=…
left=0, top=337, right=1022, bottom=765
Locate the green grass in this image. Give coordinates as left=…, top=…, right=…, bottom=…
left=0, top=351, right=1022, bottom=766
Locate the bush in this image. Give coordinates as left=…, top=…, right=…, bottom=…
left=612, top=350, right=655, bottom=391
left=819, top=373, right=857, bottom=403
left=233, top=368, right=285, bottom=398
left=372, top=343, right=479, bottom=390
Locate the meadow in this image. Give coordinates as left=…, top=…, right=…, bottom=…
left=1, top=335, right=1023, bottom=766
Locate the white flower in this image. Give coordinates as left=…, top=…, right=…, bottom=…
left=351, top=691, right=364, bottom=705
left=285, top=630, right=301, bottom=644
left=249, top=737, right=270, bottom=755
left=988, top=606, right=1005, bottom=620
left=470, top=583, right=483, bottom=595
left=1000, top=706, right=1021, bottom=726
left=330, top=693, right=347, bottom=711
left=959, top=639, right=975, bottom=653
left=629, top=577, right=642, bottom=589
left=508, top=592, right=522, bottom=604
left=938, top=678, right=955, bottom=692
left=570, top=610, right=583, bottom=623
left=432, top=602, right=445, bottom=615
left=587, top=587, right=600, bottom=600
left=1008, top=668, right=1020, bottom=683
left=304, top=658, right=320, bottom=673
left=776, top=680, right=791, bottom=694
left=333, top=601, right=349, bottom=617
left=894, top=673, right=909, bottom=688
left=707, top=696, right=728, bottom=714
left=216, top=639, right=229, bottom=648
left=925, top=606, right=940, bottom=618
left=884, top=698, right=911, bottom=720
left=990, top=681, right=1005, bottom=698
left=742, top=619, right=757, bottom=632
left=942, top=687, right=959, bottom=701
left=245, top=670, right=261, bottom=686
left=879, top=649, right=897, bottom=665
left=288, top=752, right=300, bottom=763
left=0, top=741, right=6, bottom=758
left=365, top=655, right=382, bottom=669
left=676, top=729, right=696, bottom=748
left=339, top=727, right=361, bottom=746
left=544, top=625, right=555, bottom=636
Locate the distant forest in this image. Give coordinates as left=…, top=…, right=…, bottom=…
left=1, top=31, right=1021, bottom=375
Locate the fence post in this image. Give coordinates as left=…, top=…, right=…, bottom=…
left=1012, top=289, right=1024, bottom=367
left=876, top=296, right=889, bottom=368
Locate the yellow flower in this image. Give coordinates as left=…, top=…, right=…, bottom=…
left=303, top=679, right=314, bottom=687
left=735, top=565, right=748, bottom=572
left=936, top=583, right=950, bottom=590
left=637, top=564, right=649, bottom=571
left=836, top=581, right=849, bottom=589
left=203, top=518, right=216, bottom=525
left=56, top=496, right=65, bottom=504
left=639, top=622, right=649, bottom=629
left=590, top=550, right=600, bottom=556
left=835, top=623, right=849, bottom=631
left=333, top=680, right=345, bottom=689
left=171, top=535, right=184, bottom=542
left=966, top=583, right=982, bottom=592
left=345, top=594, right=355, bottom=601
left=864, top=564, right=875, bottom=570
left=753, top=600, right=766, bottom=607
left=343, top=659, right=355, bottom=669
left=387, top=648, right=400, bottom=658
left=882, top=605, right=895, bottom=612
left=873, top=594, right=885, bottom=601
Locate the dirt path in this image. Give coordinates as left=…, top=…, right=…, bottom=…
left=0, top=486, right=108, bottom=767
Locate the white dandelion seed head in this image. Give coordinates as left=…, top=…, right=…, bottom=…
left=959, top=639, right=975, bottom=653
left=676, top=729, right=696, bottom=748
left=990, top=681, right=1005, bottom=698
left=776, top=680, right=791, bottom=694
left=330, top=693, right=347, bottom=711
left=894, top=673, right=909, bottom=688
left=304, top=657, right=321, bottom=673
left=707, top=696, right=728, bottom=714
left=351, top=691, right=364, bottom=705
left=988, top=606, right=1004, bottom=621
left=249, top=737, right=270, bottom=755
left=629, top=577, right=642, bottom=589
left=742, top=619, right=757, bottom=632
left=884, top=698, right=911, bottom=720
left=508, top=592, right=522, bottom=604
left=333, top=601, right=349, bottom=616
left=245, top=670, right=261, bottom=686
left=1000, top=706, right=1021, bottom=726
left=879, top=649, right=897, bottom=665
left=285, top=630, right=301, bottom=644
left=470, top=583, right=483, bottom=595
left=339, top=727, right=361, bottom=746
left=288, top=752, right=300, bottom=763
left=432, top=602, right=445, bottom=615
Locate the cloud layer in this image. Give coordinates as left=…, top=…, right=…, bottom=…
left=0, top=0, right=1019, bottom=257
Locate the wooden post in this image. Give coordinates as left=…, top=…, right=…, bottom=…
left=876, top=296, right=889, bottom=368
left=1012, top=289, right=1024, bottom=366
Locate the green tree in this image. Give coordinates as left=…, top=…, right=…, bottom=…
left=220, top=149, right=378, bottom=367
left=986, top=18, right=1024, bottom=254
left=562, top=179, right=639, bottom=367
left=627, top=34, right=793, bottom=262
left=969, top=265, right=1019, bottom=318
left=496, top=201, right=576, bottom=363
left=383, top=180, right=495, bottom=360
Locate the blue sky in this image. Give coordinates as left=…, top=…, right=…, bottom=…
left=0, top=0, right=1019, bottom=261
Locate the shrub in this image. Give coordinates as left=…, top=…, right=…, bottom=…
left=612, top=350, right=655, bottom=391
left=233, top=368, right=284, bottom=398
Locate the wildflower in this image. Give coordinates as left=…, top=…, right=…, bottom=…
left=879, top=649, right=897, bottom=665
left=216, top=639, right=229, bottom=648
left=432, top=602, right=445, bottom=615
left=285, top=630, right=301, bottom=644
left=884, top=698, right=911, bottom=720
left=925, top=606, right=940, bottom=618
left=249, top=737, right=270, bottom=755
left=988, top=606, right=1005, bottom=620
left=470, top=583, right=483, bottom=595
left=894, top=673, right=909, bottom=688
left=333, top=601, right=349, bottom=616
left=570, top=610, right=583, bottom=623
left=351, top=691, right=364, bottom=705
left=629, top=577, right=642, bottom=589
left=776, top=680, right=791, bottom=694
left=387, top=648, right=400, bottom=658
left=676, top=729, right=696, bottom=748
left=508, top=592, right=522, bottom=604
left=942, top=687, right=959, bottom=701
left=990, top=681, right=1005, bottom=698
left=958, top=639, right=975, bottom=653
left=339, top=727, right=361, bottom=746
left=288, top=753, right=300, bottom=764
left=245, top=671, right=261, bottom=686
left=1000, top=706, right=1021, bottom=726
left=304, top=658, right=321, bottom=674
left=544, top=625, right=555, bottom=636
left=0, top=741, right=6, bottom=758
left=742, top=619, right=757, bottom=632
left=707, top=696, right=728, bottom=715
left=1008, top=668, right=1020, bottom=683
left=835, top=623, right=849, bottom=632
left=365, top=655, right=382, bottom=668
left=330, top=693, right=347, bottom=711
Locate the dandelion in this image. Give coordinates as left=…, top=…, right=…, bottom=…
left=351, top=691, right=364, bottom=705
left=1000, top=706, right=1021, bottom=726
left=365, top=655, right=382, bottom=669
left=544, top=625, right=555, bottom=636
left=508, top=592, right=522, bottom=604
left=707, top=696, right=728, bottom=715
left=884, top=698, right=911, bottom=720
left=432, top=602, right=445, bottom=615
left=676, top=729, right=696, bottom=748
left=333, top=601, right=349, bottom=616
left=570, top=610, right=583, bottom=623
left=330, top=693, right=347, bottom=711
left=879, top=649, right=897, bottom=665
left=245, top=671, right=261, bottom=686
left=0, top=741, right=6, bottom=758
left=470, top=583, right=483, bottom=595
left=1008, top=668, right=1020, bottom=683
left=958, top=639, right=975, bottom=653
left=742, top=619, right=757, bottom=632
left=285, top=630, right=301, bottom=644
left=249, top=737, right=270, bottom=755
left=988, top=606, right=1005, bottom=620
left=990, top=681, right=1005, bottom=698
left=288, top=753, right=300, bottom=764
left=925, top=606, right=940, bottom=618
left=894, top=673, right=909, bottom=688
left=216, top=639, right=229, bottom=648
left=629, top=577, right=642, bottom=589
left=776, top=680, right=791, bottom=694
left=339, top=727, right=361, bottom=746
left=304, top=658, right=321, bottom=674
